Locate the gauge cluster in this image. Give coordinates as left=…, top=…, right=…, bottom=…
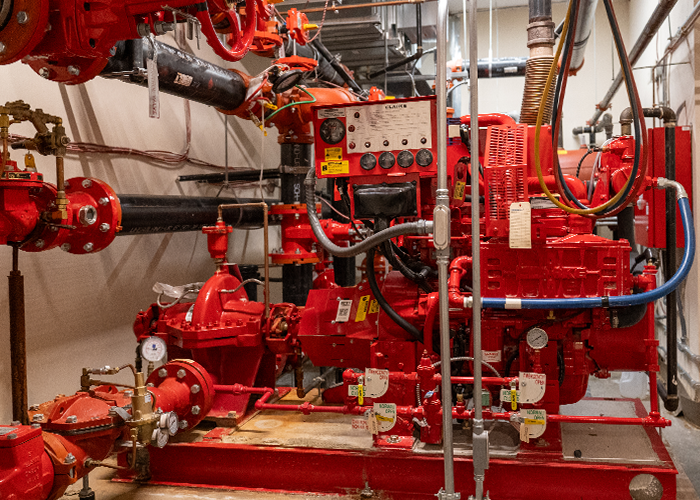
left=313, top=96, right=437, bottom=178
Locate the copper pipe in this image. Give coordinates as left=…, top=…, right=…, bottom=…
left=288, top=0, right=434, bottom=14
left=217, top=203, right=269, bottom=317
left=8, top=244, right=28, bottom=424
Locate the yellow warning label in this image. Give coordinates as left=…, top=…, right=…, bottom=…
left=453, top=181, right=466, bottom=200
left=355, top=295, right=371, bottom=322
left=523, top=417, right=546, bottom=425
left=325, top=147, right=343, bottom=161
left=369, top=300, right=379, bottom=314
left=320, top=160, right=349, bottom=176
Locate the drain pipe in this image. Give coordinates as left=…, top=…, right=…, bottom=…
left=434, top=0, right=457, bottom=498
left=469, top=0, right=488, bottom=497
left=589, top=0, right=678, bottom=126
left=621, top=105, right=679, bottom=412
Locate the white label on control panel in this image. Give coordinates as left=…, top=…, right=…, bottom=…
left=318, top=108, right=345, bottom=119
left=519, top=372, right=546, bottom=403
left=482, top=350, right=502, bottom=363
left=509, top=202, right=532, bottom=249
left=335, top=299, right=353, bottom=323
left=364, top=368, right=389, bottom=398
left=346, top=100, right=432, bottom=153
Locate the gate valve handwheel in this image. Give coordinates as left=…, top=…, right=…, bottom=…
left=195, top=0, right=258, bottom=62
left=275, top=55, right=318, bottom=73
left=203, top=220, right=232, bottom=261
left=285, top=8, right=316, bottom=45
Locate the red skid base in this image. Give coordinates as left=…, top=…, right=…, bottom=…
left=118, top=398, right=678, bottom=499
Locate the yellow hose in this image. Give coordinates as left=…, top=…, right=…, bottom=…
left=533, top=0, right=635, bottom=215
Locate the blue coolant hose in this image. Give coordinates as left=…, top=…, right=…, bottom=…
left=481, top=179, right=695, bottom=310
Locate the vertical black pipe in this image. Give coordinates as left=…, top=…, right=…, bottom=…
left=332, top=179, right=356, bottom=287
left=529, top=0, right=552, bottom=21
left=664, top=124, right=679, bottom=411
left=280, top=143, right=314, bottom=305
left=8, top=244, right=28, bottom=424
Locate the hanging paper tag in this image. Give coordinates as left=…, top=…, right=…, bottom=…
left=373, top=403, right=397, bottom=432
left=351, top=417, right=369, bottom=431
left=519, top=408, right=547, bottom=441
left=146, top=37, right=160, bottom=119
left=509, top=202, right=531, bottom=249
left=519, top=372, right=546, bottom=403
left=368, top=409, right=379, bottom=434
left=364, top=368, right=389, bottom=398
left=334, top=299, right=353, bottom=323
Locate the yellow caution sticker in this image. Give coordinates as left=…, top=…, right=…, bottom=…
left=355, top=295, right=371, bottom=322
left=320, top=161, right=349, bottom=175
left=521, top=408, right=546, bottom=425
left=368, top=300, right=380, bottom=314
left=453, top=180, right=466, bottom=200
left=325, top=147, right=343, bottom=161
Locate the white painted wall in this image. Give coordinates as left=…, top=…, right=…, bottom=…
left=0, top=37, right=282, bottom=424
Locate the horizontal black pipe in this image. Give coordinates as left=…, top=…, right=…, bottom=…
left=117, top=195, right=279, bottom=235
left=102, top=39, right=247, bottom=111
left=178, top=170, right=282, bottom=184
left=372, top=58, right=527, bottom=83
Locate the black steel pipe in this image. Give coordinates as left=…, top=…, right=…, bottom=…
left=529, top=0, right=552, bottom=21
left=178, top=170, right=281, bottom=184
left=309, top=39, right=364, bottom=94
left=117, top=195, right=277, bottom=235
left=8, top=244, right=28, bottom=425
left=101, top=39, right=247, bottom=111
left=664, top=123, right=679, bottom=411
left=590, top=0, right=678, bottom=126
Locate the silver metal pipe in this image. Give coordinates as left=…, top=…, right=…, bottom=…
left=654, top=0, right=700, bottom=69
left=470, top=0, right=488, bottom=498
left=590, top=0, right=678, bottom=126
left=569, top=0, right=599, bottom=72
left=435, top=0, right=456, bottom=498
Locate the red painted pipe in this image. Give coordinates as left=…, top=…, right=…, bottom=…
left=460, top=113, right=516, bottom=127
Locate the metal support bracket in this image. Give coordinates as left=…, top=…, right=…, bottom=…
left=437, top=489, right=461, bottom=500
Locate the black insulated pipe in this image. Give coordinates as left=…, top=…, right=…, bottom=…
left=117, top=195, right=276, bottom=234
left=101, top=39, right=247, bottom=111
left=178, top=169, right=282, bottom=184
left=284, top=40, right=347, bottom=87
left=309, top=39, right=364, bottom=94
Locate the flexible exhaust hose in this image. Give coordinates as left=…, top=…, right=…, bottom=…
left=481, top=179, right=694, bottom=309
left=304, top=167, right=433, bottom=258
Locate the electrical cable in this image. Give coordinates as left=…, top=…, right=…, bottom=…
left=533, top=0, right=645, bottom=216
left=550, top=0, right=646, bottom=216
left=575, top=146, right=598, bottom=179
left=366, top=246, right=423, bottom=342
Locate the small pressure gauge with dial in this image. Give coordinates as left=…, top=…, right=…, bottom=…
left=319, top=118, right=346, bottom=145
left=141, top=336, right=167, bottom=362
left=526, top=328, right=549, bottom=350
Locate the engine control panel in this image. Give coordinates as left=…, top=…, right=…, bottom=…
left=312, top=96, right=437, bottom=178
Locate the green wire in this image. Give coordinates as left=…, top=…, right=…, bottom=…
left=264, top=85, right=317, bottom=122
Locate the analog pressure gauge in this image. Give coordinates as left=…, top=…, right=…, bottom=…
left=141, top=336, right=167, bottom=362
left=319, top=118, right=346, bottom=145
left=397, top=150, right=414, bottom=168
left=526, top=328, right=548, bottom=350
left=378, top=152, right=395, bottom=169
left=415, top=149, right=433, bottom=167
left=360, top=153, right=377, bottom=171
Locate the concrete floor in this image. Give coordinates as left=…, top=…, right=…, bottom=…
left=58, top=374, right=700, bottom=500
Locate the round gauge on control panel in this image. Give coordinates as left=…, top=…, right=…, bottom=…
left=319, top=118, right=345, bottom=145
left=378, top=152, right=395, bottom=169
left=415, top=148, right=433, bottom=167
left=397, top=150, right=414, bottom=168
left=360, top=153, right=377, bottom=170
left=526, top=327, right=549, bottom=350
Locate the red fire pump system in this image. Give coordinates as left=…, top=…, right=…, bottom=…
left=0, top=0, right=697, bottom=497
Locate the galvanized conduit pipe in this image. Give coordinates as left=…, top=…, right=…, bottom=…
left=654, top=0, right=700, bottom=70
left=568, top=0, right=599, bottom=72
left=621, top=105, right=679, bottom=412
left=589, top=0, right=679, bottom=126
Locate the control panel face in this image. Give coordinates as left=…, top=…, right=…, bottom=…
left=313, top=96, right=437, bottom=178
